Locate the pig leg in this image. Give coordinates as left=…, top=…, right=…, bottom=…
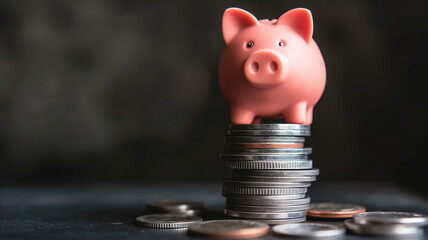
left=303, top=107, right=313, bottom=125
left=230, top=105, right=256, bottom=124
left=252, top=117, right=262, bottom=124
left=283, top=102, right=307, bottom=124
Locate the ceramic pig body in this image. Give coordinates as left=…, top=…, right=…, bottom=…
left=219, top=8, right=326, bottom=125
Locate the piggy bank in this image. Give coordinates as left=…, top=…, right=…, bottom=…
left=219, top=8, right=326, bottom=124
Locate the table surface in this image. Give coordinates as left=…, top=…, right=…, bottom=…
left=0, top=181, right=427, bottom=240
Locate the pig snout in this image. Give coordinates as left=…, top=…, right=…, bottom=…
left=243, top=49, right=289, bottom=88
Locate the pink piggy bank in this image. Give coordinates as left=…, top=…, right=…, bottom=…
left=219, top=8, right=326, bottom=125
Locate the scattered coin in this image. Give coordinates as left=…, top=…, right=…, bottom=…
left=136, top=214, right=202, bottom=229
left=273, top=222, right=346, bottom=237
left=187, top=220, right=269, bottom=239
left=344, top=219, right=423, bottom=236
left=308, top=203, right=366, bottom=218
left=146, top=199, right=204, bottom=214
left=353, top=211, right=428, bottom=226
left=225, top=209, right=306, bottom=219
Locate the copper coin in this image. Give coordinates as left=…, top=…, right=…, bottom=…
left=187, top=220, right=269, bottom=239
left=308, top=203, right=366, bottom=218
left=226, top=143, right=304, bottom=149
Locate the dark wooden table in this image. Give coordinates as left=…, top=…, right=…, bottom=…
left=1, top=181, right=427, bottom=239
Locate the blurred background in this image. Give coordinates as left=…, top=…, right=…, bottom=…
left=0, top=0, right=427, bottom=195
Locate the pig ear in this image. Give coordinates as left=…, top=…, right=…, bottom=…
left=222, top=8, right=259, bottom=45
left=276, top=8, right=313, bottom=43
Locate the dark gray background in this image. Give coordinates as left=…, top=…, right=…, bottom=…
left=0, top=0, right=427, bottom=194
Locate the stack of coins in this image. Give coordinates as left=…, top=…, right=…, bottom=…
left=220, top=123, right=319, bottom=224
left=345, top=211, right=428, bottom=237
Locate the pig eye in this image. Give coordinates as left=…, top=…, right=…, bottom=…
left=246, top=41, right=254, bottom=48
left=279, top=40, right=286, bottom=47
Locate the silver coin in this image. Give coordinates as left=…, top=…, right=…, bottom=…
left=136, top=214, right=202, bottom=229
left=344, top=219, right=424, bottom=236
left=227, top=196, right=310, bottom=206
left=225, top=209, right=306, bottom=219
left=224, top=160, right=313, bottom=169
left=222, top=186, right=307, bottom=195
left=233, top=169, right=319, bottom=177
left=223, top=179, right=311, bottom=188
left=222, top=193, right=306, bottom=200
left=231, top=175, right=317, bottom=182
left=353, top=211, right=428, bottom=226
left=227, top=129, right=311, bottom=136
left=226, top=203, right=310, bottom=212
left=224, top=136, right=305, bottom=143
left=146, top=199, right=204, bottom=213
left=224, top=148, right=312, bottom=154
left=273, top=222, right=346, bottom=237
left=228, top=123, right=310, bottom=130
left=250, top=217, right=306, bottom=225
left=220, top=153, right=308, bottom=161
